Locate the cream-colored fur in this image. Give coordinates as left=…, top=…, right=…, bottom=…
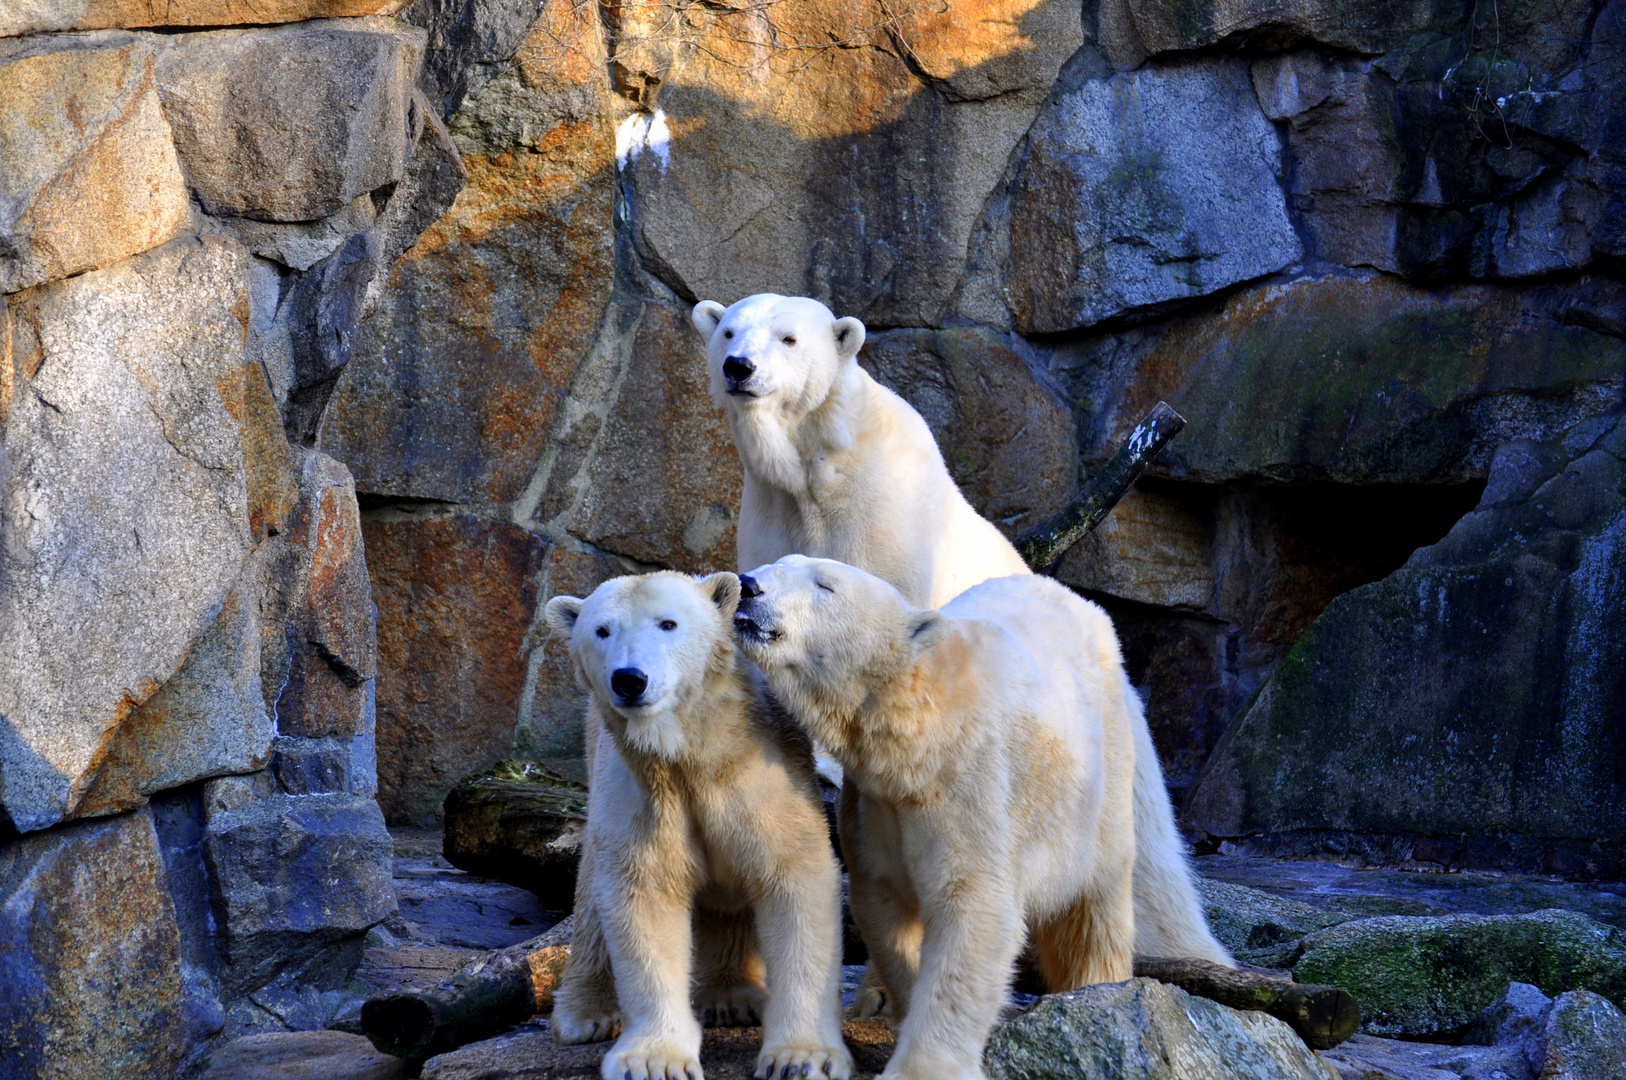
left=545, top=571, right=851, bottom=1080
left=691, top=294, right=1029, bottom=610
left=734, top=556, right=1230, bottom=1080
left=690, top=295, right=1227, bottom=966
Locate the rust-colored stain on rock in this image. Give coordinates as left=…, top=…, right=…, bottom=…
left=366, top=516, right=549, bottom=824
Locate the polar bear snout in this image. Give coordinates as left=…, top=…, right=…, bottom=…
left=610, top=667, right=649, bottom=705
left=722, top=355, right=757, bottom=394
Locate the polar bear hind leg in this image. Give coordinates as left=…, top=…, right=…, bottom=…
left=1032, top=873, right=1135, bottom=991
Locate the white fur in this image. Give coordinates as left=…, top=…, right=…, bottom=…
left=546, top=572, right=851, bottom=1080
left=735, top=556, right=1231, bottom=1080
left=692, top=294, right=1030, bottom=609
left=693, top=294, right=1228, bottom=968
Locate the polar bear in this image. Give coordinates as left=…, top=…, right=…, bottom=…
left=692, top=294, right=1230, bottom=968
left=544, top=571, right=851, bottom=1080
left=732, top=555, right=1232, bottom=1080
left=691, top=293, right=1030, bottom=610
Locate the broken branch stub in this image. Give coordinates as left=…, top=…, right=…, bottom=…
left=1014, top=401, right=1186, bottom=571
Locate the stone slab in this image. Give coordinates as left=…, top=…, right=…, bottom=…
left=0, top=236, right=255, bottom=832
left=155, top=20, right=423, bottom=222
left=0, top=33, right=189, bottom=293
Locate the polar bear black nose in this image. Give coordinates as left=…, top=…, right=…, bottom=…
left=611, top=668, right=648, bottom=700
left=738, top=574, right=762, bottom=600
left=723, top=356, right=755, bottom=382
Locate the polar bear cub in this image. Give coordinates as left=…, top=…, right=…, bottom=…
left=733, top=556, right=1231, bottom=1080
left=544, top=571, right=851, bottom=1080
left=691, top=293, right=1030, bottom=609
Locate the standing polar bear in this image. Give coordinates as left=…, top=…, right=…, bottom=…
left=734, top=556, right=1221, bottom=1079
left=691, top=293, right=1029, bottom=609
left=691, top=294, right=1230, bottom=966
left=544, top=571, right=851, bottom=1080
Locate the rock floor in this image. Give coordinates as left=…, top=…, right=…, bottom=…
left=192, top=834, right=1626, bottom=1079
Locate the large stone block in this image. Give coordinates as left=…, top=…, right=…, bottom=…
left=1073, top=273, right=1626, bottom=485
left=0, top=237, right=257, bottom=832
left=202, top=775, right=395, bottom=996
left=622, top=0, right=1082, bottom=326
left=365, top=515, right=547, bottom=824
left=860, top=327, right=1076, bottom=537
left=965, top=55, right=1301, bottom=334
left=0, top=807, right=190, bottom=1080
left=0, top=33, right=189, bottom=293
left=1185, top=412, right=1626, bottom=876
left=1, top=0, right=411, bottom=36
left=322, top=83, right=614, bottom=503
left=155, top=20, right=424, bottom=222
left=984, top=977, right=1337, bottom=1079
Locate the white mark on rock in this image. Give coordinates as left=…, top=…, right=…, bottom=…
left=616, top=109, right=672, bottom=173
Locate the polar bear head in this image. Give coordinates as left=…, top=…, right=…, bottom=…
left=545, top=571, right=742, bottom=759
left=691, top=294, right=867, bottom=417
left=732, top=555, right=947, bottom=712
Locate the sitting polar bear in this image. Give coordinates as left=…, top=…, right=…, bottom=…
left=692, top=293, right=1229, bottom=968
left=544, top=571, right=851, bottom=1080
left=733, top=555, right=1232, bottom=1080
left=691, top=293, right=1029, bottom=610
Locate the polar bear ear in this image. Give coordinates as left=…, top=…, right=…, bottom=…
left=909, top=610, right=949, bottom=650
left=692, top=300, right=726, bottom=338
left=699, top=572, right=742, bottom=615
left=833, top=316, right=866, bottom=361
left=544, top=595, right=584, bottom=636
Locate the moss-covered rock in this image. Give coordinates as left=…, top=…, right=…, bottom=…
left=984, top=978, right=1337, bottom=1080
left=1196, top=879, right=1350, bottom=967
left=1184, top=411, right=1626, bottom=876
left=1292, top=909, right=1626, bottom=1038
left=1542, top=990, right=1626, bottom=1080
left=441, top=760, right=586, bottom=909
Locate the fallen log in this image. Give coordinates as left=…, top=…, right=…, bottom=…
left=360, top=917, right=573, bottom=1061
left=1134, top=956, right=1361, bottom=1050
left=1014, top=401, right=1186, bottom=571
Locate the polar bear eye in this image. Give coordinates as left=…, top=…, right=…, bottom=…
left=723, top=329, right=733, bottom=339
left=659, top=619, right=677, bottom=631
left=595, top=626, right=610, bottom=638
left=816, top=581, right=834, bottom=593
left=782, top=335, right=796, bottom=345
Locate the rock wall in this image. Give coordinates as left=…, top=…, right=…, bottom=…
left=324, top=0, right=1625, bottom=877
left=1, top=4, right=461, bottom=1074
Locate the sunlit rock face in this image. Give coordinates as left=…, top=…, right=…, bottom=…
left=1, top=7, right=442, bottom=1066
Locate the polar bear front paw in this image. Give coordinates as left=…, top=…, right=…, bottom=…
left=698, top=983, right=766, bottom=1027
left=603, top=1037, right=703, bottom=1080
left=553, top=1004, right=624, bottom=1044
left=756, top=1041, right=854, bottom=1080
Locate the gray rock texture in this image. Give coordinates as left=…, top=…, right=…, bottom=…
left=961, top=55, right=1301, bottom=334
left=155, top=19, right=424, bottom=221
left=0, top=236, right=259, bottom=831
left=984, top=977, right=1337, bottom=1080
left=1541, top=991, right=1626, bottom=1080
left=202, top=773, right=396, bottom=998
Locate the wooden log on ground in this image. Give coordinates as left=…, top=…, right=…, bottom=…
left=1134, top=956, right=1361, bottom=1050
left=1014, top=401, right=1186, bottom=571
left=361, top=918, right=573, bottom=1061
